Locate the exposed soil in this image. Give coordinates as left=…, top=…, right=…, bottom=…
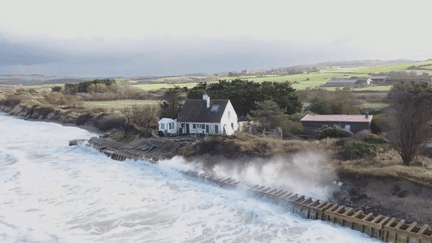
left=332, top=173, right=432, bottom=226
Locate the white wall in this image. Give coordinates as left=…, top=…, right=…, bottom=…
left=185, top=122, right=221, bottom=135
left=220, top=100, right=238, bottom=135
left=158, top=119, right=177, bottom=134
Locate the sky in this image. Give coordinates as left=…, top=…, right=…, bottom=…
left=0, top=0, right=431, bottom=77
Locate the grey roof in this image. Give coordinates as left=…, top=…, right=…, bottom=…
left=177, top=99, right=229, bottom=123
left=370, top=76, right=388, bottom=79
left=322, top=78, right=365, bottom=87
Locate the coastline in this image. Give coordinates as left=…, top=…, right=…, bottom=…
left=1, top=102, right=432, bottom=227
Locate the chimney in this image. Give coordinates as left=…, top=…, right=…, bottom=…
left=365, top=112, right=369, bottom=119
left=203, top=94, right=210, bottom=108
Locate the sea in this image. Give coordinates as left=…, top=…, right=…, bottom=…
left=0, top=112, right=381, bottom=243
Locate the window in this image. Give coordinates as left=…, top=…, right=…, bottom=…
left=161, top=124, right=165, bottom=129
left=228, top=111, right=230, bottom=119
left=193, top=124, right=196, bottom=129
left=169, top=123, right=173, bottom=129
left=231, top=123, right=234, bottom=129
left=215, top=125, right=218, bottom=133
left=201, top=124, right=205, bottom=129
left=210, top=105, right=219, bottom=112
left=344, top=125, right=351, bottom=132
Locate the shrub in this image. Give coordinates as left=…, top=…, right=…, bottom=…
left=338, top=138, right=392, bottom=160
left=112, top=132, right=124, bottom=141
left=364, top=134, right=388, bottom=144
left=92, top=114, right=126, bottom=131
left=318, top=126, right=351, bottom=139
left=52, top=86, right=62, bottom=92
left=272, top=114, right=303, bottom=136
left=123, top=105, right=158, bottom=131
left=370, top=113, right=390, bottom=134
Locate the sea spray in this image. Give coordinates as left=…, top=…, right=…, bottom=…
left=159, top=151, right=339, bottom=201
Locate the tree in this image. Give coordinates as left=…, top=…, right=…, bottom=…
left=307, top=90, right=358, bottom=114
left=160, top=86, right=187, bottom=118
left=123, top=105, right=158, bottom=136
left=308, top=97, right=330, bottom=114
left=187, top=79, right=302, bottom=117
left=187, top=82, right=207, bottom=99
left=266, top=81, right=302, bottom=115
left=250, top=100, right=284, bottom=130
left=387, top=82, right=432, bottom=166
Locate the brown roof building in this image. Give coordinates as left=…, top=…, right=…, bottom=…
left=301, top=114, right=373, bottom=135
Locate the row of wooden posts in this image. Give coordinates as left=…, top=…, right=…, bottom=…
left=184, top=171, right=432, bottom=243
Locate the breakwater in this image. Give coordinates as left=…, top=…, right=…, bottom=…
left=184, top=170, right=432, bottom=243
left=82, top=140, right=432, bottom=243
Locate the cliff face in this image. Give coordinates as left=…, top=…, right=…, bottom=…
left=0, top=101, right=126, bottom=133
left=0, top=101, right=76, bottom=124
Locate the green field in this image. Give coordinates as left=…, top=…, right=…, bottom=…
left=82, top=100, right=160, bottom=111
left=13, top=60, right=432, bottom=92
left=358, top=103, right=388, bottom=109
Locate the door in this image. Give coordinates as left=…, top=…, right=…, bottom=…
left=206, top=125, right=209, bottom=133
left=186, top=124, right=190, bottom=134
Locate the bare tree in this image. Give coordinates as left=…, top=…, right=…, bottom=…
left=387, top=82, right=432, bottom=165
left=159, top=86, right=187, bottom=118
left=123, top=105, right=158, bottom=132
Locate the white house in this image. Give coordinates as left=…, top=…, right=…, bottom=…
left=175, top=94, right=239, bottom=136
left=158, top=118, right=177, bottom=136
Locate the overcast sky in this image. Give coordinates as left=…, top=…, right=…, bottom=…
left=0, top=0, right=431, bottom=77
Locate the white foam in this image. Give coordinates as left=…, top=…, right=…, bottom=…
left=0, top=113, right=381, bottom=242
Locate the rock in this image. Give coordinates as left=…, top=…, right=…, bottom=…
left=46, top=112, right=55, bottom=120
left=397, top=190, right=409, bottom=198
left=391, top=184, right=401, bottom=195
left=69, top=139, right=86, bottom=146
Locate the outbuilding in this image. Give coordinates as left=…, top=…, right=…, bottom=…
left=158, top=118, right=177, bottom=136
left=301, top=114, right=373, bottom=135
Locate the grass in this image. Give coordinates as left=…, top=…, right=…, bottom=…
left=214, top=60, right=432, bottom=91
left=358, top=103, right=388, bottom=109
left=82, top=100, right=160, bottom=112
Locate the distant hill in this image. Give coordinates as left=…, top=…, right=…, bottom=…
left=0, top=75, right=104, bottom=86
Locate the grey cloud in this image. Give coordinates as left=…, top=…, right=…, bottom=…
left=0, top=35, right=371, bottom=76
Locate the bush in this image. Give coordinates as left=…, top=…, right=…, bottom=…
left=338, top=138, right=392, bottom=160
left=364, top=134, right=389, bottom=144
left=92, top=114, right=126, bottom=131
left=52, top=86, right=62, bottom=92
left=370, top=113, right=390, bottom=134
left=318, top=126, right=351, bottom=139
left=112, top=132, right=124, bottom=141
left=272, top=114, right=303, bottom=136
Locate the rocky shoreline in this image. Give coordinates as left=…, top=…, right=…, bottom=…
left=1, top=102, right=432, bottom=226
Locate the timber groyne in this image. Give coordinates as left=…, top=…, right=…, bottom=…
left=184, top=171, right=432, bottom=243
left=73, top=139, right=432, bottom=243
